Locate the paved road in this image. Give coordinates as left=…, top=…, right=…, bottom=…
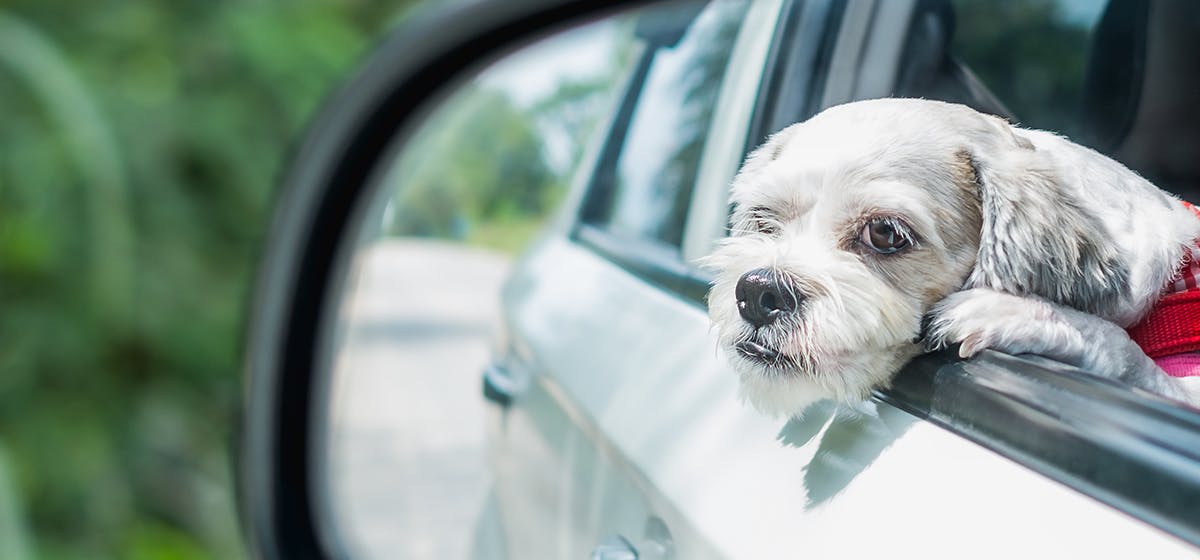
left=326, top=239, right=510, bottom=560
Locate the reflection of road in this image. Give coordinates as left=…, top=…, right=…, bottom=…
left=327, top=239, right=510, bottom=560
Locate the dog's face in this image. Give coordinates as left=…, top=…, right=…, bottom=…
left=706, top=100, right=1006, bottom=415
left=707, top=99, right=1199, bottom=416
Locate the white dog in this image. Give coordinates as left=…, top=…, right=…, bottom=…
left=705, top=98, right=1200, bottom=416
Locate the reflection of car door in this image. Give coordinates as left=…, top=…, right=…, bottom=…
left=489, top=1, right=782, bottom=557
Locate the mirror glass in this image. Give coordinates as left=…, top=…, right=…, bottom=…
left=315, top=0, right=1200, bottom=558
left=320, top=11, right=640, bottom=560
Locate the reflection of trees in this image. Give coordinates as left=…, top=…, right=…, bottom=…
left=389, top=86, right=559, bottom=245
left=531, top=26, right=634, bottom=175
left=951, top=0, right=1089, bottom=134
left=532, top=75, right=617, bottom=172
left=390, top=34, right=628, bottom=252
left=656, top=3, right=745, bottom=246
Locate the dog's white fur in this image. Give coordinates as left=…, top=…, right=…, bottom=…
left=705, top=99, right=1200, bottom=416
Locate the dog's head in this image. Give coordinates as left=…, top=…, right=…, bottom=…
left=705, top=98, right=1186, bottom=416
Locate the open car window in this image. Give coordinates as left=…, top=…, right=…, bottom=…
left=896, top=0, right=1199, bottom=201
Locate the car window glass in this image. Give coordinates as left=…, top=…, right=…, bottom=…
left=948, top=0, right=1105, bottom=137
left=582, top=1, right=750, bottom=248
left=898, top=0, right=1200, bottom=202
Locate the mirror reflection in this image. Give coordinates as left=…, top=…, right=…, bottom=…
left=323, top=13, right=635, bottom=560
left=320, top=0, right=1200, bottom=558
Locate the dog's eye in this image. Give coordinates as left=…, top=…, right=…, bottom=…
left=860, top=219, right=910, bottom=254
left=754, top=217, right=779, bottom=236
left=746, top=206, right=780, bottom=236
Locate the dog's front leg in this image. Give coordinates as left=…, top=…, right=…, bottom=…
left=926, top=288, right=1192, bottom=402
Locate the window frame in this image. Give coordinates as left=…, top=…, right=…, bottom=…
left=572, top=0, right=818, bottom=307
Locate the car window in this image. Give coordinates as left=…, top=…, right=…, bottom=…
left=896, top=0, right=1199, bottom=202
left=580, top=0, right=750, bottom=249
left=893, top=0, right=1107, bottom=134
left=947, top=0, right=1105, bottom=137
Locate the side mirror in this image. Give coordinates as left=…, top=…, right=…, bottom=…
left=238, top=1, right=662, bottom=558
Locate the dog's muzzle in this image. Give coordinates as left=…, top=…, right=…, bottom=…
left=735, top=268, right=799, bottom=327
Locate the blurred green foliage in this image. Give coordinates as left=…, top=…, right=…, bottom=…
left=384, top=74, right=620, bottom=254
left=0, top=1, right=419, bottom=558
left=387, top=87, right=561, bottom=245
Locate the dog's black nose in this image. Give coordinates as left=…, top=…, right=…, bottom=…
left=735, top=268, right=798, bottom=328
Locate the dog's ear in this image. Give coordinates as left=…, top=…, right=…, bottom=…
left=963, top=121, right=1133, bottom=321
left=735, top=125, right=802, bottom=180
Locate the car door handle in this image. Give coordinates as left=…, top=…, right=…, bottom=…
left=482, top=361, right=524, bottom=407
left=591, top=535, right=638, bottom=560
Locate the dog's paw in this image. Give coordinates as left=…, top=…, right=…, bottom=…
left=925, top=288, right=1085, bottom=361
left=926, top=288, right=1194, bottom=402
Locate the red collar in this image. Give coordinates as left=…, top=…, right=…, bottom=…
left=1126, top=201, right=1200, bottom=370
left=1127, top=290, right=1200, bottom=358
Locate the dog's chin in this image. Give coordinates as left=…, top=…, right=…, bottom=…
left=733, top=339, right=795, bottom=368
left=725, top=339, right=919, bottom=417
